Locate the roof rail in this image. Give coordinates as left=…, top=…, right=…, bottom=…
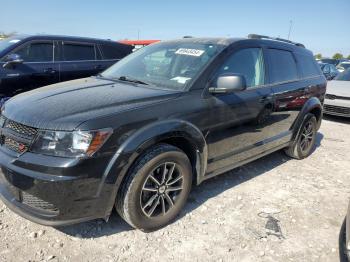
left=247, top=34, right=305, bottom=48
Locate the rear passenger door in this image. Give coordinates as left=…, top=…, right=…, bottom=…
left=58, top=41, right=100, bottom=82
left=266, top=48, right=308, bottom=143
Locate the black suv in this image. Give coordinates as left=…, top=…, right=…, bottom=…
left=0, top=34, right=326, bottom=231
left=0, top=35, right=132, bottom=97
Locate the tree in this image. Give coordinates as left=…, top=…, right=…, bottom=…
left=314, top=53, right=322, bottom=59
left=0, top=31, right=16, bottom=39
left=347, top=55, right=350, bottom=60
left=332, top=53, right=343, bottom=60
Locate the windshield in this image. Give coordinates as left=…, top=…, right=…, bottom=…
left=334, top=69, right=350, bottom=81
left=0, top=37, right=21, bottom=53
left=101, top=42, right=223, bottom=90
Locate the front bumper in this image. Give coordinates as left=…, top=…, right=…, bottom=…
left=324, top=98, right=350, bottom=118
left=0, top=146, right=116, bottom=226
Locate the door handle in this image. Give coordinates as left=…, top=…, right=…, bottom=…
left=44, top=68, right=56, bottom=74
left=259, top=95, right=273, bottom=103
left=305, top=86, right=313, bottom=93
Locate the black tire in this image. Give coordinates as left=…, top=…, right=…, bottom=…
left=284, top=113, right=317, bottom=159
left=116, top=143, right=192, bottom=231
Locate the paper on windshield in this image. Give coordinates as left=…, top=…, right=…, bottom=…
left=171, top=76, right=191, bottom=84
left=175, top=48, right=205, bottom=57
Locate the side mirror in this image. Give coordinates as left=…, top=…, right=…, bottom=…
left=3, top=54, right=23, bottom=69
left=209, top=74, right=247, bottom=94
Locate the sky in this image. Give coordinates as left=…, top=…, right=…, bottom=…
left=0, top=0, right=349, bottom=57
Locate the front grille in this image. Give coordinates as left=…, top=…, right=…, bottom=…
left=325, top=94, right=350, bottom=101
left=22, top=191, right=59, bottom=213
left=0, top=116, right=37, bottom=154
left=4, top=119, right=37, bottom=136
left=324, top=104, right=350, bottom=116
left=0, top=115, right=5, bottom=127
left=4, top=137, right=29, bottom=153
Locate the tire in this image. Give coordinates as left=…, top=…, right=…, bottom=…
left=284, top=113, right=317, bottom=159
left=116, top=143, right=192, bottom=231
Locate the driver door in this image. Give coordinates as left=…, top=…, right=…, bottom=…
left=204, top=47, right=276, bottom=175
left=0, top=40, right=59, bottom=96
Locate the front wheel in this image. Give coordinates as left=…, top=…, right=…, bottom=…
left=284, top=113, right=317, bottom=159
left=116, top=144, right=192, bottom=231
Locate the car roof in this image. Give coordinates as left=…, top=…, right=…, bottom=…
left=160, top=37, right=312, bottom=55
left=11, top=34, right=126, bottom=45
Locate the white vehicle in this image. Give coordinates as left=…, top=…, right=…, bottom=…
left=324, top=69, right=350, bottom=117
left=336, top=62, right=350, bottom=73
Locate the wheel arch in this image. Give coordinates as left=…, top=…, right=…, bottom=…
left=291, top=96, right=323, bottom=141
left=98, top=119, right=208, bottom=217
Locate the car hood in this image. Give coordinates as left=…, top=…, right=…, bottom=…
left=326, top=80, right=350, bottom=97
left=2, top=77, right=181, bottom=131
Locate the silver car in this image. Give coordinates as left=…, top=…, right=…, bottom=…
left=324, top=69, right=350, bottom=117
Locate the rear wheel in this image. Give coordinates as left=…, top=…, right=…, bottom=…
left=116, top=144, right=192, bottom=231
left=284, top=113, right=317, bottom=159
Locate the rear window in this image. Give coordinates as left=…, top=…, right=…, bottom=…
left=296, top=53, right=321, bottom=78
left=62, top=42, right=95, bottom=61
left=267, top=49, right=298, bottom=83
left=100, top=44, right=125, bottom=60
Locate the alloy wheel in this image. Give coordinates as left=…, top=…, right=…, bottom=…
left=300, top=121, right=315, bottom=153
left=140, top=162, right=183, bottom=218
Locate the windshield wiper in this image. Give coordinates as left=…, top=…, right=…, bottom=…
left=117, top=76, right=149, bottom=85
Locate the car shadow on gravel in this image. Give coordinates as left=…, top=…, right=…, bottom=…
left=323, top=115, right=350, bottom=124
left=181, top=132, right=323, bottom=218
left=56, top=132, right=324, bottom=238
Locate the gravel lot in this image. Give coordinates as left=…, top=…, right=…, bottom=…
left=0, top=115, right=349, bottom=262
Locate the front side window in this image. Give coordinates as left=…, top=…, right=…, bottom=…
left=15, top=42, right=53, bottom=62
left=268, top=49, right=298, bottom=83
left=62, top=42, right=95, bottom=61
left=102, top=42, right=224, bottom=90
left=214, top=48, right=265, bottom=88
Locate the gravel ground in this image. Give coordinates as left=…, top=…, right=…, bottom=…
left=0, top=115, right=349, bottom=262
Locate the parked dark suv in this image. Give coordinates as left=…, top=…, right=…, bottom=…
left=0, top=34, right=326, bottom=231
left=0, top=35, right=132, bottom=97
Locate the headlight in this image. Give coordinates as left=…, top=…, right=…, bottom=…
left=30, top=128, right=112, bottom=157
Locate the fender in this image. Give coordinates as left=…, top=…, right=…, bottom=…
left=291, top=96, right=322, bottom=141
left=96, top=119, right=208, bottom=211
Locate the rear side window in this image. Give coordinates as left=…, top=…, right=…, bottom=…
left=267, top=49, right=298, bottom=83
left=296, top=53, right=321, bottom=78
left=15, top=42, right=53, bottom=62
left=62, top=42, right=95, bottom=61
left=100, top=44, right=124, bottom=60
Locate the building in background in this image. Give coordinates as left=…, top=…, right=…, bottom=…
left=119, top=40, right=160, bottom=51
